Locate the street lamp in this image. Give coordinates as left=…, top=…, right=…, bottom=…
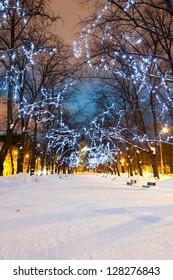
left=159, top=125, right=169, bottom=175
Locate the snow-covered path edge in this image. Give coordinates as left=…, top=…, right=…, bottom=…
left=0, top=173, right=173, bottom=260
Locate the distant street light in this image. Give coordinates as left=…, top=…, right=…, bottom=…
left=162, top=126, right=169, bottom=134
left=160, top=125, right=169, bottom=175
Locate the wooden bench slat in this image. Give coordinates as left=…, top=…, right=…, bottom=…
left=147, top=182, right=156, bottom=186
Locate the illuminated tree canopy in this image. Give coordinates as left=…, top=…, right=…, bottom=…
left=73, top=0, right=173, bottom=177
left=0, top=0, right=173, bottom=177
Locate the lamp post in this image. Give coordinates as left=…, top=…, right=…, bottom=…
left=159, top=126, right=169, bottom=175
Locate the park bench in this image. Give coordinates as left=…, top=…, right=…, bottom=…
left=127, top=179, right=137, bottom=185
left=142, top=181, right=156, bottom=188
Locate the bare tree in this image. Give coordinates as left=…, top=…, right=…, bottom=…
left=0, top=0, right=60, bottom=176
left=74, top=0, right=173, bottom=177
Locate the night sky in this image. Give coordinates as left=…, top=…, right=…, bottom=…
left=50, top=0, right=93, bottom=122
left=51, top=0, right=89, bottom=44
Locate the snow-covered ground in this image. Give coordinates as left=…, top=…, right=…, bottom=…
left=0, top=172, right=173, bottom=260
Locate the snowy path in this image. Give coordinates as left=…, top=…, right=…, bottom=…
left=0, top=173, right=173, bottom=259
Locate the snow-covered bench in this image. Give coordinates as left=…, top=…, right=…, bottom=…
left=127, top=179, right=137, bottom=185
left=142, top=181, right=156, bottom=188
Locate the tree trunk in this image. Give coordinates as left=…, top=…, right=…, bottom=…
left=0, top=83, right=14, bottom=176
left=128, top=159, right=133, bottom=177
left=126, top=147, right=133, bottom=177
left=150, top=152, right=159, bottom=178
left=147, top=142, right=159, bottom=178
left=17, top=76, right=27, bottom=174
left=115, top=161, right=120, bottom=176
left=10, top=147, right=14, bottom=175
left=17, top=131, right=27, bottom=173
left=30, top=117, right=37, bottom=175
left=136, top=150, right=143, bottom=176
left=51, top=157, right=54, bottom=174
left=40, top=152, right=45, bottom=175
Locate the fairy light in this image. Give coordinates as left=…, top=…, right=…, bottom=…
left=73, top=0, right=173, bottom=169
left=1, top=0, right=172, bottom=173
left=124, top=0, right=135, bottom=11
left=0, top=0, right=80, bottom=175
left=45, top=125, right=81, bottom=169
left=0, top=0, right=60, bottom=102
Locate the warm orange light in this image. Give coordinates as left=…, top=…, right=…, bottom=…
left=162, top=126, right=169, bottom=134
